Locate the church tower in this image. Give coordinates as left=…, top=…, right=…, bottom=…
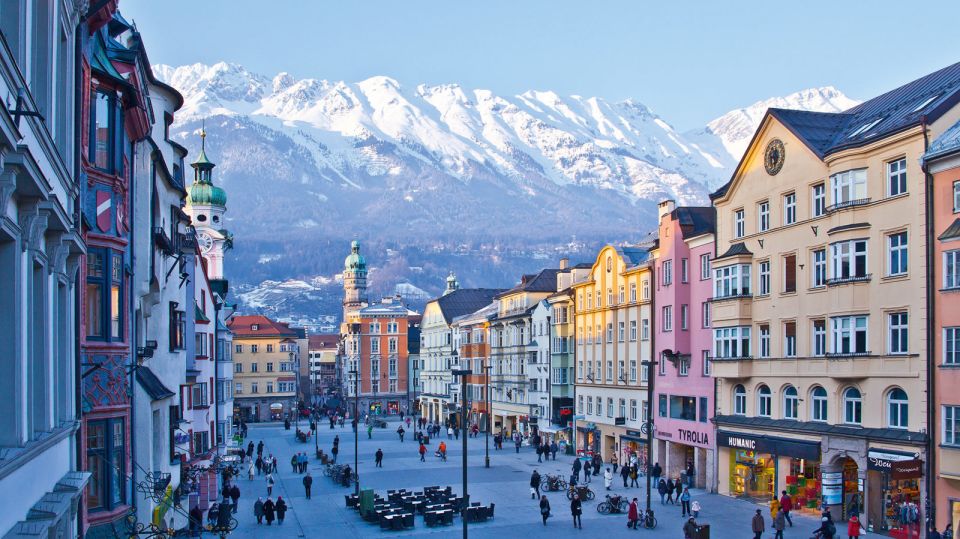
left=342, top=240, right=368, bottom=321
left=186, top=127, right=232, bottom=282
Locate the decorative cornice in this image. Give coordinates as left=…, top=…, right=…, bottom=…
left=18, top=206, right=49, bottom=253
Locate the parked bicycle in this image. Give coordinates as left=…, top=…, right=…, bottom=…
left=596, top=494, right=629, bottom=514
left=566, top=484, right=595, bottom=501
left=640, top=508, right=657, bottom=529
left=540, top=474, right=567, bottom=492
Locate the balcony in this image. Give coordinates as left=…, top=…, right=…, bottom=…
left=711, top=354, right=917, bottom=380
left=153, top=227, right=173, bottom=255
left=827, top=274, right=871, bottom=287
left=710, top=295, right=753, bottom=324
left=826, top=198, right=871, bottom=213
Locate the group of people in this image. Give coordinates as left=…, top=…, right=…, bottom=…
left=252, top=496, right=288, bottom=526
left=289, top=452, right=310, bottom=473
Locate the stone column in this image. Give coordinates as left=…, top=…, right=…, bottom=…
left=820, top=461, right=843, bottom=521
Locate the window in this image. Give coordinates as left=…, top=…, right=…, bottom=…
left=831, top=240, right=869, bottom=281
left=86, top=251, right=123, bottom=340
left=86, top=418, right=125, bottom=510
left=629, top=283, right=637, bottom=302
left=642, top=280, right=650, bottom=300
left=630, top=358, right=637, bottom=382
left=832, top=315, right=869, bottom=355
left=888, top=388, right=908, bottom=429
left=887, top=232, right=908, bottom=276
left=813, top=183, right=826, bottom=217
left=759, top=325, right=770, bottom=358
left=944, top=250, right=960, bottom=289
left=811, top=387, right=828, bottom=422
left=757, top=385, right=772, bottom=417
left=389, top=337, right=398, bottom=353
left=812, top=249, right=827, bottom=287
left=235, top=344, right=242, bottom=353
left=618, top=322, right=625, bottom=342
left=619, top=398, right=626, bottom=418
left=714, top=264, right=751, bottom=298
left=784, top=386, right=799, bottom=420
left=783, top=193, right=796, bottom=225
left=699, top=397, right=708, bottom=423
left=887, top=158, right=907, bottom=197
left=251, top=345, right=258, bottom=353
left=606, top=323, right=613, bottom=343
left=831, top=169, right=868, bottom=207
left=680, top=305, right=689, bottom=330
left=946, top=327, right=960, bottom=365
left=587, top=396, right=593, bottom=415
left=607, top=288, right=613, bottom=306
left=619, top=285, right=625, bottom=304
left=630, top=399, right=638, bottom=421
left=758, top=261, right=770, bottom=295
left=783, top=254, right=797, bottom=293
left=714, top=326, right=751, bottom=359
left=85, top=252, right=104, bottom=338
left=758, top=201, right=770, bottom=232
left=734, top=209, right=745, bottom=238
left=629, top=320, right=637, bottom=341
left=813, top=320, right=827, bottom=357
left=701, top=302, right=711, bottom=328
left=670, top=395, right=697, bottom=421
left=191, top=383, right=209, bottom=408
left=733, top=385, right=746, bottom=415
left=702, top=350, right=711, bottom=376
left=596, top=398, right=603, bottom=416
left=888, top=312, right=908, bottom=354
left=90, top=91, right=115, bottom=171
left=371, top=339, right=380, bottom=354
left=679, top=356, right=689, bottom=376
left=843, top=387, right=862, bottom=425
left=700, top=254, right=711, bottom=280
left=641, top=319, right=650, bottom=341
left=955, top=181, right=960, bottom=212
left=681, top=259, right=689, bottom=283
left=784, top=322, right=797, bottom=357
left=607, top=397, right=614, bottom=418
left=658, top=394, right=667, bottom=417
left=944, top=405, right=960, bottom=446
left=663, top=260, right=673, bottom=286
left=170, top=303, right=185, bottom=351
left=267, top=382, right=274, bottom=394
left=662, top=306, right=673, bottom=331
left=234, top=382, right=242, bottom=395
left=266, top=344, right=274, bottom=353
left=234, top=363, right=242, bottom=373
left=266, top=362, right=274, bottom=372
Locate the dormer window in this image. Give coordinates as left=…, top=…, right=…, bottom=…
left=196, top=214, right=207, bottom=222
left=251, top=324, right=259, bottom=330
left=848, top=118, right=883, bottom=138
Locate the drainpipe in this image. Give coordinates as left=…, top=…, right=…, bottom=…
left=128, top=139, right=137, bottom=516
left=73, top=21, right=85, bottom=539
left=921, top=116, right=935, bottom=525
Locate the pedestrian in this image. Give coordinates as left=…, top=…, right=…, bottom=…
left=419, top=442, right=427, bottom=462
left=551, top=440, right=558, bottom=460
left=931, top=525, right=944, bottom=539
left=253, top=497, right=264, bottom=525
left=375, top=448, right=383, bottom=467
left=814, top=515, right=836, bottom=539
left=397, top=426, right=405, bottom=442
left=945, top=524, right=954, bottom=539
left=515, top=437, right=521, bottom=453
left=628, top=497, right=639, bottom=529
left=230, top=484, right=240, bottom=514
left=680, top=487, right=691, bottom=517
left=620, top=464, right=630, bottom=487
left=611, top=454, right=619, bottom=474
left=684, top=517, right=698, bottom=539
left=572, top=458, right=582, bottom=483
left=247, top=441, right=254, bottom=457
left=847, top=514, right=862, bottom=539
left=301, top=452, right=308, bottom=473
left=303, top=472, right=313, bottom=499
left=540, top=495, right=551, bottom=525
left=603, top=467, right=613, bottom=490
left=751, top=508, right=764, bottom=539
left=189, top=504, right=204, bottom=537
left=272, top=456, right=278, bottom=473
left=255, top=456, right=263, bottom=475
left=438, top=441, right=447, bottom=461
left=331, top=444, right=339, bottom=463
left=651, top=461, right=661, bottom=483
left=448, top=426, right=454, bottom=439
left=263, top=498, right=275, bottom=526
left=674, top=476, right=683, bottom=504
left=536, top=443, right=543, bottom=463
left=666, top=478, right=676, bottom=504
left=686, top=461, right=695, bottom=487
left=770, top=494, right=781, bottom=521
left=248, top=461, right=255, bottom=481
left=530, top=470, right=541, bottom=499
left=630, top=464, right=640, bottom=488
left=773, top=508, right=786, bottom=539
left=275, top=496, right=287, bottom=524
left=266, top=473, right=275, bottom=497
left=257, top=440, right=264, bottom=456
left=779, top=490, right=794, bottom=527
left=367, top=424, right=373, bottom=439
left=691, top=499, right=701, bottom=519
left=570, top=493, right=582, bottom=529
left=592, top=454, right=602, bottom=476
left=290, top=454, right=298, bottom=473
left=454, top=426, right=459, bottom=440
left=658, top=479, right=667, bottom=504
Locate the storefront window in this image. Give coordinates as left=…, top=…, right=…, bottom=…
left=729, top=450, right=774, bottom=500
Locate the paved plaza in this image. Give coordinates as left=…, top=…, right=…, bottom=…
left=224, top=420, right=878, bottom=539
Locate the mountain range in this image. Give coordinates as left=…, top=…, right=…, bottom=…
left=154, top=62, right=858, bottom=326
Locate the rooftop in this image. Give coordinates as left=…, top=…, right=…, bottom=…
left=227, top=314, right=300, bottom=338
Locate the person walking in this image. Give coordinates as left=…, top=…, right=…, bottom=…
left=290, top=454, right=298, bottom=473
left=257, top=440, right=264, bottom=456
left=229, top=484, right=240, bottom=514
left=265, top=473, right=275, bottom=497
left=680, top=487, right=691, bottom=517
left=515, top=436, right=522, bottom=454
left=779, top=490, right=794, bottom=527
left=540, top=495, right=551, bottom=525
left=367, top=424, right=373, bottom=439
left=397, top=425, right=405, bottom=442
left=628, top=497, right=639, bottom=529
left=630, top=464, right=640, bottom=488
left=603, top=467, right=613, bottom=491
left=551, top=440, right=558, bottom=460
left=419, top=442, right=427, bottom=462
left=537, top=443, right=543, bottom=463
left=666, top=478, right=676, bottom=504
left=275, top=497, right=287, bottom=525
left=691, top=499, right=701, bottom=519
left=658, top=478, right=667, bottom=504
left=572, top=458, right=582, bottom=483
left=189, top=504, right=204, bottom=537
left=375, top=448, right=383, bottom=467
left=253, top=497, right=264, bottom=525
left=248, top=461, right=255, bottom=481
left=847, top=514, right=862, bottom=539
left=272, top=456, right=278, bottom=474
left=774, top=508, right=786, bottom=539
left=530, top=470, right=542, bottom=499
left=769, top=494, right=781, bottom=521
left=751, top=509, right=765, bottom=539
left=448, top=426, right=454, bottom=439
left=438, top=441, right=447, bottom=461
left=611, top=454, right=619, bottom=474
left=592, top=454, right=602, bottom=476
left=255, top=455, right=263, bottom=475
left=674, top=477, right=683, bottom=504
left=652, top=461, right=662, bottom=486
left=684, top=517, right=698, bottom=539
left=570, top=493, right=583, bottom=529
left=263, top=498, right=275, bottom=526
left=620, top=464, right=630, bottom=488
left=686, top=461, right=695, bottom=487
left=303, top=472, right=313, bottom=499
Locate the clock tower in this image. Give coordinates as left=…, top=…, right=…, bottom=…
left=186, top=128, right=232, bottom=281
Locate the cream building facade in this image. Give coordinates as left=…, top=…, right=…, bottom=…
left=228, top=315, right=300, bottom=422
left=710, top=65, right=960, bottom=526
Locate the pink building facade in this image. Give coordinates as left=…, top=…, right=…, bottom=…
left=650, top=200, right=717, bottom=490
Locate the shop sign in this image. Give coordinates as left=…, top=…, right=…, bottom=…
left=867, top=449, right=917, bottom=472
left=891, top=459, right=923, bottom=479
left=677, top=428, right=709, bottom=446
left=625, top=430, right=644, bottom=438
left=720, top=433, right=757, bottom=450
left=718, top=430, right=820, bottom=460
left=614, top=417, right=626, bottom=426
left=822, top=471, right=842, bottom=505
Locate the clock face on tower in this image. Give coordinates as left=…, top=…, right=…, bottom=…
left=764, top=138, right=785, bottom=176
left=198, top=232, right=214, bottom=253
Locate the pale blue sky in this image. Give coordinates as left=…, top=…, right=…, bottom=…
left=123, top=0, right=959, bottom=130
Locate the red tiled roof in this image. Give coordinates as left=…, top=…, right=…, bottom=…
left=227, top=315, right=299, bottom=338
left=308, top=334, right=339, bottom=350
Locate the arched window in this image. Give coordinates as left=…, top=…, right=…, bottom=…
left=888, top=388, right=908, bottom=429
left=783, top=386, right=799, bottom=420
left=606, top=256, right=612, bottom=273
left=734, top=385, right=747, bottom=415
left=843, top=387, right=862, bottom=425
left=811, top=387, right=828, bottom=422
left=757, top=385, right=772, bottom=417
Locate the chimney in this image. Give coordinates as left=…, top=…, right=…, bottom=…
left=559, top=257, right=569, bottom=270
left=658, top=199, right=676, bottom=220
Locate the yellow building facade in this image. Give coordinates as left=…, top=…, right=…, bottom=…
left=228, top=315, right=300, bottom=422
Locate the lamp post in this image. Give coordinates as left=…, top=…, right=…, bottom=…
left=483, top=360, right=492, bottom=468
left=640, top=358, right=658, bottom=514
left=452, top=368, right=472, bottom=539
left=349, top=368, right=360, bottom=495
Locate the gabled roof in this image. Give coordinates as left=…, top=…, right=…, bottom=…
left=925, top=118, right=960, bottom=163
left=136, top=367, right=175, bottom=401
left=496, top=268, right=562, bottom=297
left=452, top=300, right=499, bottom=326
left=939, top=218, right=960, bottom=242
left=308, top=334, right=339, bottom=350
left=432, top=288, right=504, bottom=325
left=672, top=206, right=715, bottom=238
left=713, top=62, right=960, bottom=200
left=227, top=315, right=299, bottom=338
left=359, top=301, right=419, bottom=318
left=715, top=242, right=753, bottom=260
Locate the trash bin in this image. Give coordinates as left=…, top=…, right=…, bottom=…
left=694, top=524, right=710, bottom=539
left=423, top=435, right=430, bottom=444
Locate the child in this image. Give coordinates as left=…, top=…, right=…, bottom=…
left=691, top=499, right=701, bottom=519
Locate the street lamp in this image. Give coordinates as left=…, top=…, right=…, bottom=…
left=641, top=357, right=659, bottom=515
left=452, top=368, right=472, bottom=539
left=483, top=360, right=492, bottom=468
left=349, top=368, right=360, bottom=495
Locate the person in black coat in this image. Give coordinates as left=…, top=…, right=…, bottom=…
left=303, top=472, right=313, bottom=499
left=657, top=478, right=668, bottom=504
left=275, top=497, right=287, bottom=524
left=375, top=448, right=384, bottom=467
left=530, top=470, right=541, bottom=499
left=263, top=498, right=275, bottom=525
left=620, top=464, right=630, bottom=488
left=540, top=495, right=551, bottom=525
left=229, top=484, right=240, bottom=513
left=666, top=479, right=676, bottom=504
left=189, top=505, right=203, bottom=536
left=570, top=494, right=583, bottom=529
left=572, top=458, right=582, bottom=482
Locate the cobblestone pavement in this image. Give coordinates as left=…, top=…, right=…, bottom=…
left=222, top=420, right=882, bottom=539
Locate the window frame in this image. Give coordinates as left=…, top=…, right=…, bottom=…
left=733, top=385, right=747, bottom=416
left=89, top=90, right=117, bottom=172
left=945, top=250, right=960, bottom=289
left=734, top=209, right=745, bottom=238
left=811, top=387, right=828, bottom=422
left=812, top=248, right=827, bottom=288
left=812, top=183, right=826, bottom=217
left=888, top=312, right=908, bottom=355
left=887, top=388, right=908, bottom=430
left=831, top=239, right=869, bottom=281
left=843, top=387, right=863, bottom=425
left=758, top=201, right=770, bottom=232
left=757, top=385, right=772, bottom=417
left=783, top=192, right=796, bottom=225
left=758, top=260, right=770, bottom=296
left=783, top=386, right=799, bottom=420
left=887, top=158, right=907, bottom=197
left=831, top=315, right=869, bottom=355
left=85, top=417, right=126, bottom=511
left=946, top=327, right=960, bottom=365
left=887, top=231, right=908, bottom=277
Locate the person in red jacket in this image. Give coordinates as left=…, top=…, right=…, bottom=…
left=779, top=490, right=794, bottom=527
left=627, top=497, right=639, bottom=529
left=419, top=442, right=427, bottom=462
left=847, top=514, right=862, bottom=539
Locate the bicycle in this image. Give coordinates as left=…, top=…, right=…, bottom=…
left=640, top=508, right=657, bottom=529
left=566, top=485, right=595, bottom=501
left=596, top=494, right=629, bottom=515
left=540, top=475, right=567, bottom=492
